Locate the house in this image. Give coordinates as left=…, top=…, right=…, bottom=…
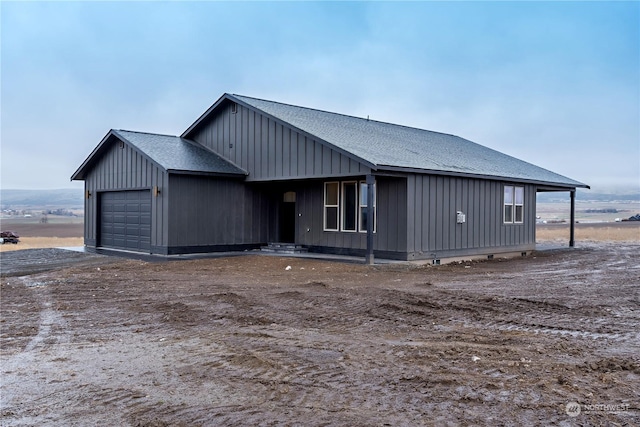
left=71, top=93, right=588, bottom=263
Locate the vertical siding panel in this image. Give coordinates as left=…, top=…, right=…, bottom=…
left=270, top=120, right=277, bottom=178
left=415, top=175, right=424, bottom=253
left=456, top=179, right=463, bottom=249
left=377, top=179, right=388, bottom=251
left=234, top=107, right=241, bottom=164
left=491, top=181, right=496, bottom=247
left=314, top=141, right=323, bottom=175
left=331, top=151, right=341, bottom=175
left=446, top=178, right=452, bottom=249
left=127, top=145, right=132, bottom=187
left=306, top=137, right=315, bottom=176
left=321, top=146, right=331, bottom=175
left=340, top=155, right=349, bottom=174
left=421, top=175, right=429, bottom=252
left=261, top=116, right=269, bottom=178
left=473, top=179, right=479, bottom=247
left=429, top=177, right=436, bottom=252
left=297, top=134, right=305, bottom=176
left=290, top=130, right=298, bottom=176
left=216, top=113, right=222, bottom=153
left=436, top=176, right=444, bottom=251
left=406, top=175, right=416, bottom=253
left=398, top=178, right=408, bottom=253
left=497, top=181, right=502, bottom=247
left=282, top=127, right=290, bottom=177
left=246, top=113, right=253, bottom=175
left=242, top=106, right=249, bottom=172
left=387, top=179, right=397, bottom=251
left=482, top=180, right=489, bottom=247
left=275, top=123, right=283, bottom=178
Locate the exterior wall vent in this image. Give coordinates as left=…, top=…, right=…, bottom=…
left=231, top=102, right=238, bottom=114
left=487, top=254, right=494, bottom=260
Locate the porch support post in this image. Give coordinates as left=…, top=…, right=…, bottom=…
left=569, top=189, right=576, bottom=247
left=365, top=174, right=375, bottom=265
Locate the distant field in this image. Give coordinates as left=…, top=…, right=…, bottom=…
left=0, top=216, right=83, bottom=252
left=537, top=201, right=639, bottom=223
left=0, top=215, right=83, bottom=237
left=536, top=222, right=640, bottom=243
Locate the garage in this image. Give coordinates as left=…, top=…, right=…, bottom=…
left=99, top=190, right=151, bottom=252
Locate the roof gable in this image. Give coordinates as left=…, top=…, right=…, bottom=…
left=71, top=129, right=246, bottom=180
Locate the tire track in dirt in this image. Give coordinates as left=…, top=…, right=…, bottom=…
left=0, top=276, right=73, bottom=423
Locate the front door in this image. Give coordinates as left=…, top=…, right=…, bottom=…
left=279, top=191, right=296, bottom=243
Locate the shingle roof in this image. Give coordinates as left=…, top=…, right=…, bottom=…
left=113, top=130, right=246, bottom=176
left=231, top=94, right=587, bottom=188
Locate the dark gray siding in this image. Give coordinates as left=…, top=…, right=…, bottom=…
left=83, top=140, right=168, bottom=250
left=406, top=174, right=537, bottom=259
left=166, top=175, right=270, bottom=250
left=295, top=177, right=408, bottom=257
left=189, top=103, right=371, bottom=181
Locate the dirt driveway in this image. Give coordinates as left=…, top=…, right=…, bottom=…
left=1, top=244, right=638, bottom=426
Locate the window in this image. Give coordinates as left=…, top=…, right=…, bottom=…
left=324, top=182, right=339, bottom=231
left=514, top=187, right=524, bottom=223
left=342, top=182, right=357, bottom=231
left=504, top=185, right=524, bottom=224
left=323, top=180, right=377, bottom=233
left=359, top=181, right=376, bottom=232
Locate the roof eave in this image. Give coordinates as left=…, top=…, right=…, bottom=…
left=377, top=165, right=589, bottom=189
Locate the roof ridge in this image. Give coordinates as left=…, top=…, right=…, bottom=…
left=231, top=94, right=461, bottom=139
left=115, top=129, right=178, bottom=138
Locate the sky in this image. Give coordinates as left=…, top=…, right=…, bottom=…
left=1, top=1, right=639, bottom=193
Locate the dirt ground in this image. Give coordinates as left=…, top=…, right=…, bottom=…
left=1, top=243, right=638, bottom=426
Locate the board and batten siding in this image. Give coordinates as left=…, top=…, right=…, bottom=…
left=83, top=139, right=168, bottom=250
left=166, top=175, right=270, bottom=251
left=294, top=177, right=408, bottom=258
left=189, top=103, right=370, bottom=181
left=406, top=174, right=536, bottom=259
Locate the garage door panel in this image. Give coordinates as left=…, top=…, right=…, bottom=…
left=100, top=190, right=151, bottom=252
left=126, top=215, right=140, bottom=225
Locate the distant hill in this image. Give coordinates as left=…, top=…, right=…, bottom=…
left=1, top=189, right=84, bottom=210
left=537, top=189, right=640, bottom=203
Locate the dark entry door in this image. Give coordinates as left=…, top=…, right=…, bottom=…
left=279, top=191, right=296, bottom=243
left=100, top=190, right=151, bottom=252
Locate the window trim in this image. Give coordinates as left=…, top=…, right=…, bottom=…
left=323, top=182, right=339, bottom=231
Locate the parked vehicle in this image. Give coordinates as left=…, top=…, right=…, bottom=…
left=0, top=231, right=20, bottom=244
